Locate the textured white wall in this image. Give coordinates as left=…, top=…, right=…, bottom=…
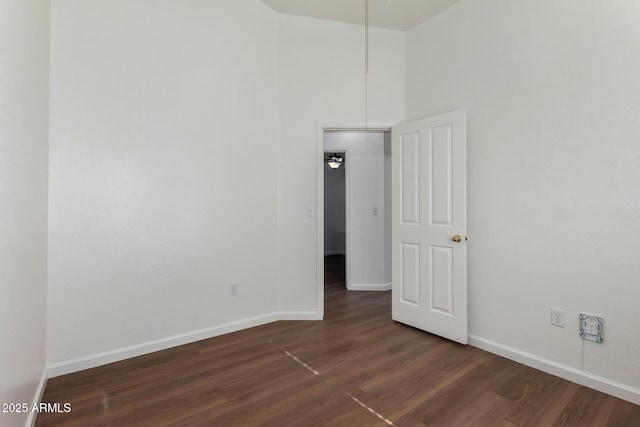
left=0, top=0, right=50, bottom=425
left=46, top=0, right=404, bottom=373
left=406, top=0, right=640, bottom=390
left=48, top=0, right=280, bottom=366
left=277, top=14, right=405, bottom=311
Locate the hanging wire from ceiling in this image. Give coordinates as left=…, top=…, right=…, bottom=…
left=364, top=0, right=369, bottom=132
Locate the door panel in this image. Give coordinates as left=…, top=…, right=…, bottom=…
left=392, top=110, right=467, bottom=344
left=430, top=124, right=453, bottom=226
left=430, top=245, right=453, bottom=315
left=401, top=243, right=420, bottom=306
left=401, top=132, right=420, bottom=224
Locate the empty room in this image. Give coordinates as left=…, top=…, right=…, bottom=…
left=2, top=0, right=639, bottom=426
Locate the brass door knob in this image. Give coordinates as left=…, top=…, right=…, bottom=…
left=452, top=235, right=462, bottom=242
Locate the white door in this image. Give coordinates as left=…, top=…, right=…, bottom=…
left=391, top=110, right=467, bottom=344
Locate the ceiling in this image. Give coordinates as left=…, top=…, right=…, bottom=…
left=260, top=0, right=462, bottom=31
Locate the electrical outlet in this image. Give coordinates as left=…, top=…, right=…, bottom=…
left=230, top=283, right=239, bottom=296
left=579, top=313, right=603, bottom=343
left=372, top=207, right=378, bottom=216
left=551, top=308, right=565, bottom=327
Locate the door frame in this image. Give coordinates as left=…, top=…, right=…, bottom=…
left=315, top=122, right=395, bottom=320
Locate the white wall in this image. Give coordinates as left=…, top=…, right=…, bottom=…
left=48, top=0, right=280, bottom=368
left=46, top=0, right=404, bottom=374
left=325, top=132, right=389, bottom=288
left=323, top=158, right=346, bottom=255
left=407, top=0, right=640, bottom=392
left=278, top=14, right=405, bottom=312
left=0, top=0, right=50, bottom=425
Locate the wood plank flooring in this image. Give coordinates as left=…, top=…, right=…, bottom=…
left=37, top=255, right=640, bottom=426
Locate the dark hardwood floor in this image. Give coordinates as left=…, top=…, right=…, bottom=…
left=37, top=255, right=640, bottom=426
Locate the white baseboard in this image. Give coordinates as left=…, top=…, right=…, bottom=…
left=350, top=283, right=392, bottom=291
left=26, top=369, right=48, bottom=427
left=47, top=311, right=318, bottom=378
left=468, top=334, right=640, bottom=406
left=276, top=310, right=319, bottom=321
left=324, top=250, right=346, bottom=256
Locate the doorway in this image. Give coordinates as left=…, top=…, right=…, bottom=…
left=320, top=129, right=392, bottom=317
left=316, top=111, right=467, bottom=343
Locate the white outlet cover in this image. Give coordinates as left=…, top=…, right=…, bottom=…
left=551, top=308, right=565, bottom=327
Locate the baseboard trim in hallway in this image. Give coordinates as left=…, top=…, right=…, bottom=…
left=350, top=283, right=392, bottom=291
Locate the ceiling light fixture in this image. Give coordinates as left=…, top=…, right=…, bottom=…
left=327, top=154, right=344, bottom=169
